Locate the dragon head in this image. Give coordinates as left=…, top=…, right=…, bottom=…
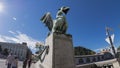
left=59, top=6, right=70, bottom=14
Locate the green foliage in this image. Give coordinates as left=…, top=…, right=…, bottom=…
left=117, top=46, right=120, bottom=50
left=0, top=45, right=2, bottom=52
left=3, top=48, right=9, bottom=56
left=74, top=46, right=96, bottom=55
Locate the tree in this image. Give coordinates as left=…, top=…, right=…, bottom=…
left=74, top=46, right=96, bottom=55
left=0, top=45, right=2, bottom=53
left=117, top=46, right=120, bottom=50
left=35, top=42, right=44, bottom=54
left=3, top=48, right=9, bottom=56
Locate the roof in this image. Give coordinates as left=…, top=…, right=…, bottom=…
left=75, top=54, right=104, bottom=58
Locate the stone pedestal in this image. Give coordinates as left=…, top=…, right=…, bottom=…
left=34, top=33, right=75, bottom=68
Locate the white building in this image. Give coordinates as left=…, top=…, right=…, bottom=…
left=0, top=42, right=28, bottom=60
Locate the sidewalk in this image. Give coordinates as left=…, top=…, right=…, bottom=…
left=0, top=58, right=23, bottom=68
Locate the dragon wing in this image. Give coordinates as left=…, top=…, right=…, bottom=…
left=40, top=12, right=53, bottom=31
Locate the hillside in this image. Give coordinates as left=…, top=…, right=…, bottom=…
left=74, top=46, right=96, bottom=55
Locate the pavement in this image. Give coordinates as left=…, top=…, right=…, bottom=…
left=0, top=59, right=23, bottom=68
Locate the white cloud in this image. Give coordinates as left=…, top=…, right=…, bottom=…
left=9, top=30, right=16, bottom=34
left=0, top=35, right=7, bottom=42
left=13, top=17, right=17, bottom=21
left=94, top=46, right=108, bottom=52
left=0, top=31, right=43, bottom=53
left=94, top=48, right=103, bottom=52
left=94, top=46, right=115, bottom=53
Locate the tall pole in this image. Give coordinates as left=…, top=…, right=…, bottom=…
left=106, top=28, right=116, bottom=58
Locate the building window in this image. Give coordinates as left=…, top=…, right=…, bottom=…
left=86, top=57, right=90, bottom=63
left=78, top=58, right=83, bottom=64
left=97, top=56, right=100, bottom=61
left=101, top=56, right=104, bottom=60
left=93, top=57, right=96, bottom=62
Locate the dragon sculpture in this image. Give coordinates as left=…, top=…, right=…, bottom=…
left=40, top=6, right=70, bottom=34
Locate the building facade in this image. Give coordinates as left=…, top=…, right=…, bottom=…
left=0, top=42, right=28, bottom=61
left=75, top=52, right=114, bottom=65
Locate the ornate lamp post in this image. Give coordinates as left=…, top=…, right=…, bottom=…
left=105, top=27, right=116, bottom=58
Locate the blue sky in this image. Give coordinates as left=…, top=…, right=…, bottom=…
left=0, top=0, right=120, bottom=52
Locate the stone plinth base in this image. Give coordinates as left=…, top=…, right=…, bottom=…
left=33, top=33, right=75, bottom=68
